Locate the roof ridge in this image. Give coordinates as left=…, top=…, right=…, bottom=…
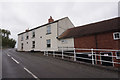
left=76, top=17, right=119, bottom=28
left=18, top=16, right=68, bottom=35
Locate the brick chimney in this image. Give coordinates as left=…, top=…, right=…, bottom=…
left=48, top=16, right=54, bottom=23
left=25, top=28, right=29, bottom=32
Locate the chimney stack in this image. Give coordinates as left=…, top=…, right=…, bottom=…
left=25, top=28, right=29, bottom=32
left=48, top=16, right=54, bottom=23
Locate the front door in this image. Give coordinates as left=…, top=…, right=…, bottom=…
left=21, top=43, right=23, bottom=50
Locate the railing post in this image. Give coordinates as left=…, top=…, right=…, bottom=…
left=47, top=50, right=48, bottom=56
left=112, top=52, right=115, bottom=67
left=62, top=47, right=64, bottom=59
left=100, top=53, right=102, bottom=65
left=95, top=53, right=97, bottom=64
left=53, top=51, right=55, bottom=57
left=44, top=51, right=45, bottom=55
left=91, top=48, right=94, bottom=65
left=74, top=48, right=76, bottom=61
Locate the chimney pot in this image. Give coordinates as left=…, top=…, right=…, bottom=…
left=48, top=16, right=54, bottom=23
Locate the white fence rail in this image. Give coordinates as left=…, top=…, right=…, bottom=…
left=43, top=47, right=120, bottom=67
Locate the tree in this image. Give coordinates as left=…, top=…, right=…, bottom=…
left=6, top=30, right=11, bottom=38
left=1, top=28, right=16, bottom=48
left=2, top=29, right=6, bottom=37
left=0, top=29, right=2, bottom=37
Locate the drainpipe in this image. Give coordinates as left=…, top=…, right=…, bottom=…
left=94, top=34, right=98, bottom=64
left=95, top=34, right=98, bottom=49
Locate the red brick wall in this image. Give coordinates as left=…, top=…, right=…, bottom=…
left=97, top=32, right=119, bottom=49
left=74, top=35, right=96, bottom=49
left=118, top=39, right=120, bottom=49
left=74, top=32, right=119, bottom=49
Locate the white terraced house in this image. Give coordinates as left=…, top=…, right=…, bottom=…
left=17, top=16, right=74, bottom=51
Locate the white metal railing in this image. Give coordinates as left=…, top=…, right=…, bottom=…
left=43, top=47, right=120, bottom=67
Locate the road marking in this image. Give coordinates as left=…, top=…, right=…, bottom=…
left=7, top=54, right=10, bottom=57
left=11, top=57, right=19, bottom=64
left=24, top=67, right=39, bottom=79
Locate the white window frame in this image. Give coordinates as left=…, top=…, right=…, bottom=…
left=32, top=30, right=35, bottom=38
left=21, top=35, right=23, bottom=41
left=46, top=39, right=51, bottom=48
left=46, top=25, right=51, bottom=34
left=32, top=41, right=35, bottom=48
left=26, top=32, right=29, bottom=40
left=61, top=39, right=67, bottom=44
left=113, top=32, right=120, bottom=40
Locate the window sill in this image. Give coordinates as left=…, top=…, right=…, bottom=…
left=32, top=37, right=35, bottom=38
left=46, top=33, right=51, bottom=35
left=114, top=38, right=120, bottom=40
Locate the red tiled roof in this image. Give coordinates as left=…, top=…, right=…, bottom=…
left=58, top=17, right=120, bottom=39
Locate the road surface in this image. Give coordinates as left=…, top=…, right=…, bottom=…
left=2, top=49, right=119, bottom=79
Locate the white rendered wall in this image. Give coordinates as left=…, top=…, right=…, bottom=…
left=57, top=17, right=75, bottom=49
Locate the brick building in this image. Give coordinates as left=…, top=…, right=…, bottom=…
left=58, top=17, right=120, bottom=67
left=58, top=17, right=120, bottom=49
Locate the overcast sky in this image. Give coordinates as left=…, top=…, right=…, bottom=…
left=0, top=0, right=119, bottom=47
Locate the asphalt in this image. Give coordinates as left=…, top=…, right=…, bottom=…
left=2, top=48, right=119, bottom=79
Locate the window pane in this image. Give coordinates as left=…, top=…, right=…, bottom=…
left=21, top=43, right=23, bottom=49
left=117, top=52, right=120, bottom=57
left=47, top=25, right=51, bottom=34
left=46, top=39, right=51, bottom=48
left=47, top=39, right=50, bottom=44
left=61, top=39, right=67, bottom=44
left=113, top=32, right=120, bottom=40
left=21, top=35, right=23, bottom=41
left=32, top=30, right=35, bottom=38
left=47, top=44, right=51, bottom=47
left=26, top=32, right=29, bottom=39
left=32, top=41, right=35, bottom=48
left=115, top=33, right=119, bottom=38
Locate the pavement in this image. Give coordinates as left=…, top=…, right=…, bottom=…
left=1, top=48, right=119, bottom=79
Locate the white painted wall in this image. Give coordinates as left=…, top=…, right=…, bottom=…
left=57, top=38, right=74, bottom=48
left=58, top=17, right=74, bottom=36
left=35, top=22, right=58, bottom=51
left=57, top=17, right=75, bottom=50
left=17, top=35, right=21, bottom=51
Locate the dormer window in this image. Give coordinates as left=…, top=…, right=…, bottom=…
left=32, top=30, right=35, bottom=38
left=46, top=25, right=51, bottom=34
left=113, top=32, right=120, bottom=40
left=26, top=32, right=29, bottom=40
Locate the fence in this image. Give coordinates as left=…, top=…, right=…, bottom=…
left=43, top=47, right=120, bottom=67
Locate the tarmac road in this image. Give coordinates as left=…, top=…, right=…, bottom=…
left=2, top=48, right=119, bottom=79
